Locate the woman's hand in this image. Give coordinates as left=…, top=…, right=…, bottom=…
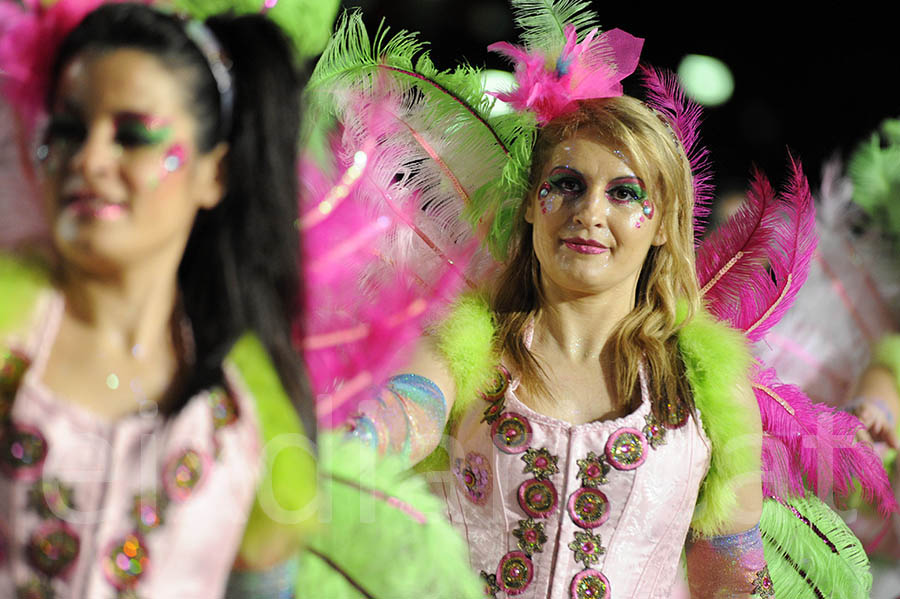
left=849, top=366, right=900, bottom=450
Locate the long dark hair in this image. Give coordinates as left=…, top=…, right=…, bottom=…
left=49, top=4, right=315, bottom=437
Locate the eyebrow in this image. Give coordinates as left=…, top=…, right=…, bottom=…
left=113, top=112, right=170, bottom=129
left=607, top=176, right=645, bottom=188
left=548, top=166, right=584, bottom=177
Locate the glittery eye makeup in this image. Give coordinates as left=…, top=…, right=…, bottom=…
left=548, top=167, right=585, bottom=195
left=113, top=113, right=172, bottom=147
left=605, top=177, right=646, bottom=205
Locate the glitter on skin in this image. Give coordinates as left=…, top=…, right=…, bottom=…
left=106, top=373, right=119, bottom=390
left=162, top=143, right=187, bottom=174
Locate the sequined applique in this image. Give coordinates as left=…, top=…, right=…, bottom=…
left=663, top=397, right=689, bottom=429
left=481, top=399, right=506, bottom=425
left=208, top=387, right=239, bottom=430
left=568, top=530, right=606, bottom=568
left=570, top=569, right=610, bottom=599
left=102, top=532, right=149, bottom=591
left=131, top=491, right=168, bottom=534
left=27, top=479, right=76, bottom=519
left=491, top=412, right=532, bottom=454
left=163, top=448, right=209, bottom=503
left=567, top=487, right=610, bottom=529
left=1, top=422, right=48, bottom=480
left=481, top=365, right=511, bottom=402
left=496, top=551, right=534, bottom=595
left=642, top=413, right=667, bottom=449
left=0, top=349, right=29, bottom=421
left=517, top=478, right=558, bottom=519
left=512, top=518, right=548, bottom=555
left=521, top=447, right=559, bottom=479
left=453, top=452, right=492, bottom=505
left=16, top=576, right=55, bottom=599
left=28, top=520, right=80, bottom=578
left=480, top=570, right=501, bottom=598
left=576, top=451, right=610, bottom=487
left=604, top=427, right=647, bottom=471
left=751, top=565, right=774, bottom=598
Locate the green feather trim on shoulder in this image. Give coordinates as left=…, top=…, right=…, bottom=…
left=416, top=292, right=498, bottom=474
left=679, top=307, right=757, bottom=536
left=228, top=334, right=318, bottom=566
left=434, top=291, right=498, bottom=427
left=760, top=495, right=871, bottom=599
left=0, top=252, right=50, bottom=336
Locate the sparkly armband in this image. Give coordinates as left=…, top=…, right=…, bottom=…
left=347, top=374, right=448, bottom=463
left=685, top=524, right=774, bottom=598
left=224, top=554, right=299, bottom=599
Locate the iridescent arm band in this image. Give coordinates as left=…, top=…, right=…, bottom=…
left=685, top=524, right=774, bottom=598
left=346, top=374, right=448, bottom=463
left=224, top=554, right=299, bottom=599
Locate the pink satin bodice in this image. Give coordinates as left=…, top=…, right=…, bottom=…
left=0, top=293, right=262, bottom=598
left=434, top=365, right=711, bottom=599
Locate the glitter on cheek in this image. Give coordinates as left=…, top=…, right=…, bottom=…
left=161, top=143, right=188, bottom=175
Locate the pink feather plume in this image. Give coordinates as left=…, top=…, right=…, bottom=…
left=640, top=66, right=714, bottom=241
left=299, top=84, right=477, bottom=429
left=753, top=365, right=898, bottom=515
left=488, top=26, right=643, bottom=125
left=698, top=157, right=817, bottom=343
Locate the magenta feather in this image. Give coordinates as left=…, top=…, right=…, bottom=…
left=489, top=26, right=643, bottom=125
left=640, top=66, right=714, bottom=241
left=753, top=365, right=898, bottom=516
left=698, top=157, right=817, bottom=342
left=299, top=87, right=477, bottom=429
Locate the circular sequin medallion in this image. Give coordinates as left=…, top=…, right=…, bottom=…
left=491, top=412, right=532, bottom=454
left=567, top=487, right=610, bottom=529
left=102, top=532, right=149, bottom=590
left=208, top=387, right=239, bottom=430
left=496, top=551, right=533, bottom=595
left=453, top=452, right=492, bottom=505
left=15, top=576, right=54, bottom=599
left=163, top=448, right=210, bottom=503
left=570, top=569, right=610, bottom=599
left=27, top=479, right=76, bottom=519
left=28, top=520, right=80, bottom=578
left=517, top=478, right=558, bottom=519
left=604, top=427, right=647, bottom=471
left=1, top=422, right=48, bottom=481
left=481, top=365, right=511, bottom=402
left=481, top=399, right=505, bottom=425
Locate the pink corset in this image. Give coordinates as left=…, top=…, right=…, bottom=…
left=434, top=363, right=711, bottom=599
left=0, top=292, right=262, bottom=598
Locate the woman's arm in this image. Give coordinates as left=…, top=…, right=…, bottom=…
left=686, top=379, right=770, bottom=598
left=346, top=334, right=458, bottom=465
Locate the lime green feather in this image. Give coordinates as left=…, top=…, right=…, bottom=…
left=228, top=334, right=319, bottom=565
left=679, top=306, right=757, bottom=536
left=302, top=432, right=483, bottom=599
left=848, top=118, right=900, bottom=242
left=172, top=0, right=340, bottom=59
left=760, top=495, right=871, bottom=599
left=0, top=252, right=49, bottom=334
left=509, top=0, right=600, bottom=50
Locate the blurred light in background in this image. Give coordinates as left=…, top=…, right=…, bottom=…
left=481, top=69, right=516, bottom=116
left=677, top=54, right=734, bottom=107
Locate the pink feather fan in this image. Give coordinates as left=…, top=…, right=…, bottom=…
left=753, top=366, right=898, bottom=515
left=640, top=66, right=714, bottom=241
left=300, top=84, right=476, bottom=428
left=697, top=157, right=816, bottom=343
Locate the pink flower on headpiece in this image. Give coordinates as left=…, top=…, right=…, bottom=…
left=0, top=0, right=118, bottom=136
left=488, top=25, right=644, bottom=125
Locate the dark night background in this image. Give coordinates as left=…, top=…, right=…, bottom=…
left=338, top=1, right=899, bottom=206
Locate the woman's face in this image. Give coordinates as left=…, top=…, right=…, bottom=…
left=526, top=135, right=667, bottom=299
left=40, top=48, right=225, bottom=272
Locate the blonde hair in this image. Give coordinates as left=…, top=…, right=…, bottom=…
left=492, top=96, right=702, bottom=423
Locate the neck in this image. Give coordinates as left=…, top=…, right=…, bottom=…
left=533, top=276, right=638, bottom=362
left=59, top=249, right=182, bottom=356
